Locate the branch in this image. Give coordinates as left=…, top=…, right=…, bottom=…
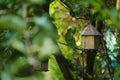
left=55, top=48, right=73, bottom=80
left=59, top=0, right=71, bottom=10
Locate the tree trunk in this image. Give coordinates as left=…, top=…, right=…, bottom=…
left=55, top=51, right=73, bottom=80
left=44, top=2, right=73, bottom=80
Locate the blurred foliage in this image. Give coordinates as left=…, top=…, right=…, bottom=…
left=1, top=0, right=120, bottom=80
left=0, top=0, right=61, bottom=80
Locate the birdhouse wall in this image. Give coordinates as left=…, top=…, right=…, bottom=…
left=82, top=36, right=95, bottom=49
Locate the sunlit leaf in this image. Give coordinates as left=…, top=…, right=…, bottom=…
left=12, top=39, right=25, bottom=54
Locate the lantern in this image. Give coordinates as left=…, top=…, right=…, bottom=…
left=81, top=24, right=101, bottom=49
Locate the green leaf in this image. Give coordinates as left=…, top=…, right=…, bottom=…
left=33, top=16, right=58, bottom=39
left=6, top=56, right=28, bottom=76
left=12, top=39, right=25, bottom=54
left=114, top=64, right=120, bottom=80
left=110, top=8, right=118, bottom=18
left=1, top=71, right=13, bottom=80
left=0, top=15, right=26, bottom=34
left=2, top=32, right=17, bottom=47
left=29, top=0, right=48, bottom=5
left=38, top=37, right=58, bottom=59
left=65, top=28, right=76, bottom=49
left=96, top=9, right=107, bottom=20
left=33, top=16, right=53, bottom=31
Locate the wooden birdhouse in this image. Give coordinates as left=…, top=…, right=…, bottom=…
left=81, top=24, right=101, bottom=49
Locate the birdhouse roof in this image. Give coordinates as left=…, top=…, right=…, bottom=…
left=81, top=24, right=101, bottom=36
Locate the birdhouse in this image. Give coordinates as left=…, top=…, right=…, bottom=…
left=81, top=24, right=101, bottom=49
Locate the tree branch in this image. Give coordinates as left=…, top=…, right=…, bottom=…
left=59, top=0, right=71, bottom=10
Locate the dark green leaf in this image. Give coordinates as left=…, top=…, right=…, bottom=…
left=65, top=28, right=76, bottom=49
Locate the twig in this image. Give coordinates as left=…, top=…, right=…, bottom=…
left=22, top=2, right=32, bottom=55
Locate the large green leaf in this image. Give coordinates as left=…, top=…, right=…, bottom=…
left=0, top=15, right=26, bottom=34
